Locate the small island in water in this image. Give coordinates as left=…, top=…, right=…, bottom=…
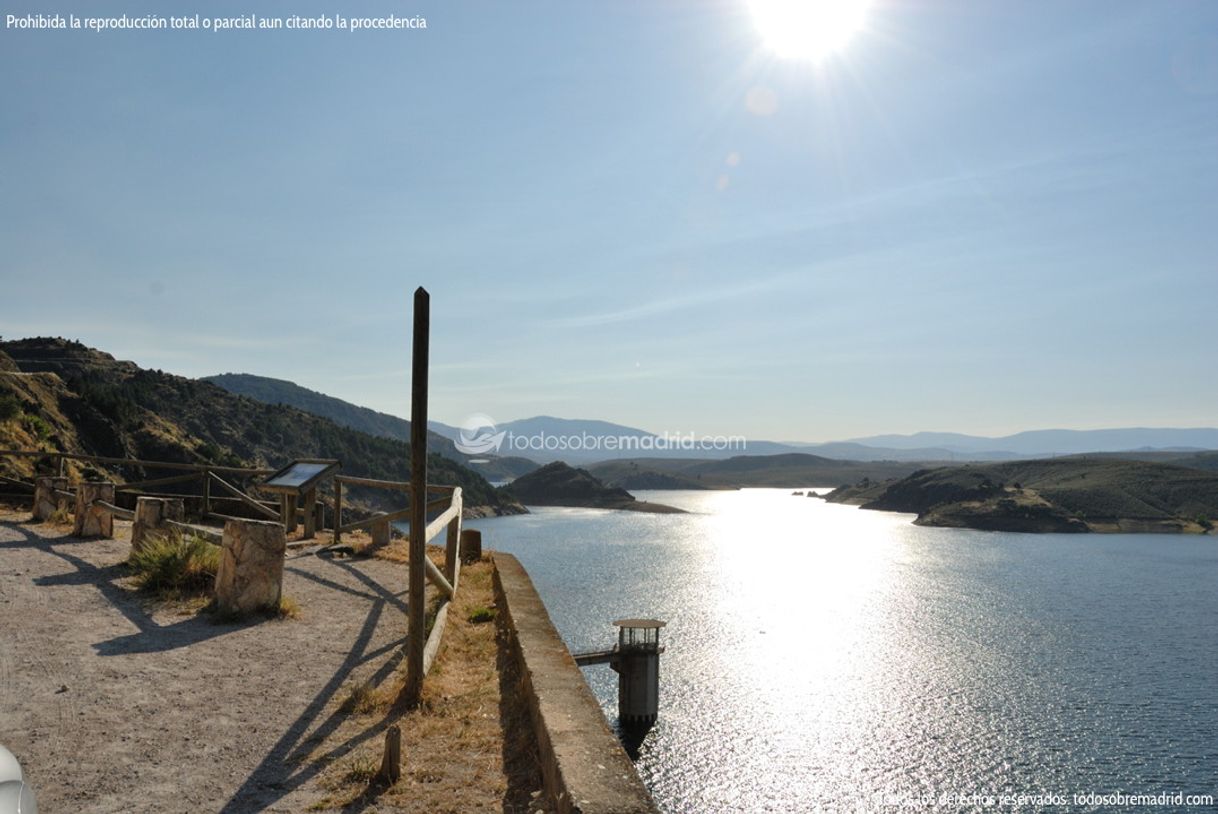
left=504, top=461, right=686, bottom=513
left=823, top=457, right=1218, bottom=534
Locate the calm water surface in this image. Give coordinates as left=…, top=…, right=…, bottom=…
left=469, top=489, right=1218, bottom=812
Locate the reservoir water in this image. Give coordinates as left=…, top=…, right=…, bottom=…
left=467, top=489, right=1218, bottom=812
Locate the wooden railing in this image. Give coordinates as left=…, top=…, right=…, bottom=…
left=0, top=449, right=353, bottom=533
left=331, top=464, right=467, bottom=690
left=332, top=474, right=464, bottom=603
left=0, top=448, right=275, bottom=514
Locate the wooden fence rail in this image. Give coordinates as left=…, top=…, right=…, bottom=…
left=334, top=474, right=456, bottom=494
left=163, top=517, right=224, bottom=545
left=115, top=472, right=204, bottom=491
left=0, top=448, right=273, bottom=477
left=94, top=500, right=135, bottom=522
left=209, top=471, right=280, bottom=520
left=0, top=474, right=34, bottom=491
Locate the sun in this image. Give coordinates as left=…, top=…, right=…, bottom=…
left=747, top=0, right=873, bottom=61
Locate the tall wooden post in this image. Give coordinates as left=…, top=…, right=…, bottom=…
left=202, top=469, right=212, bottom=516
left=282, top=493, right=298, bottom=533
left=333, top=479, right=343, bottom=544
left=302, top=486, right=318, bottom=539
left=404, top=287, right=430, bottom=706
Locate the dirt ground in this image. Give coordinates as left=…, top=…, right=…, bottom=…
left=0, top=506, right=543, bottom=813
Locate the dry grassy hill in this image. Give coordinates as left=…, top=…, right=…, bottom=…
left=825, top=457, right=1218, bottom=534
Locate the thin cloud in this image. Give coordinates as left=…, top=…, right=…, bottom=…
left=548, top=277, right=790, bottom=329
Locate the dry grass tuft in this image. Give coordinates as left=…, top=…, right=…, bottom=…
left=338, top=752, right=379, bottom=785
left=339, top=680, right=381, bottom=717
left=275, top=594, right=302, bottom=620
left=46, top=505, right=72, bottom=526
left=127, top=531, right=218, bottom=598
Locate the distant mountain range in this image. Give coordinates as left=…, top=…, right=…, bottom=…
left=842, top=428, right=1218, bottom=457
left=203, top=373, right=1218, bottom=466
left=202, top=373, right=537, bottom=480
left=433, top=418, right=1218, bottom=462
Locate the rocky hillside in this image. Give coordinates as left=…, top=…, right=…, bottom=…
left=824, top=458, right=1218, bottom=534
left=504, top=461, right=684, bottom=513
left=0, top=338, right=521, bottom=515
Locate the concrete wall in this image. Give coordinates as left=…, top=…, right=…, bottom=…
left=492, top=553, right=658, bottom=814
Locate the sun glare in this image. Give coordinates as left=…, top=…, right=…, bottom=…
left=748, top=0, right=872, bottom=61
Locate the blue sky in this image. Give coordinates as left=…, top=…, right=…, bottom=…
left=2, top=1, right=1216, bottom=441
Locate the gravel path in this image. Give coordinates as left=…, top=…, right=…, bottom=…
left=0, top=508, right=421, bottom=813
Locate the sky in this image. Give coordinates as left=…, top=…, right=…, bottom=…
left=2, top=1, right=1216, bottom=442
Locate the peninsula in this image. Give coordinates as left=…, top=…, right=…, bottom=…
left=823, top=457, right=1218, bottom=534
left=504, top=461, right=686, bottom=513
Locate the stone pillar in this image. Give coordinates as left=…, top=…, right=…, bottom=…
left=73, top=481, right=115, bottom=538
left=131, top=496, right=185, bottom=554
left=370, top=512, right=391, bottom=547
left=281, top=494, right=299, bottom=534
left=33, top=476, right=68, bottom=521
left=215, top=518, right=286, bottom=615
left=301, top=487, right=317, bottom=540
left=460, top=529, right=482, bottom=564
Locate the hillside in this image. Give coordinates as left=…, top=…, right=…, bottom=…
left=504, top=461, right=684, bottom=513
left=583, top=460, right=714, bottom=491
left=202, top=372, right=539, bottom=481
left=0, top=338, right=520, bottom=515
left=588, top=454, right=924, bottom=489
left=824, top=458, right=1218, bottom=534
left=1061, top=450, right=1218, bottom=472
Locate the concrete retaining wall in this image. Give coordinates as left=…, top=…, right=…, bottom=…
left=492, top=552, right=657, bottom=814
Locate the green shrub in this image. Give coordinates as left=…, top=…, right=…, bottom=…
left=467, top=606, right=496, bottom=624
left=21, top=413, right=52, bottom=440
left=128, top=532, right=220, bottom=596
left=0, top=393, right=20, bottom=423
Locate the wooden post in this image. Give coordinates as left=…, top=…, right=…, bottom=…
left=404, top=286, right=429, bottom=706
left=460, top=529, right=482, bottom=564
left=202, top=469, right=211, bottom=516
left=302, top=487, right=317, bottom=539
left=282, top=493, right=298, bottom=533
left=444, top=512, right=462, bottom=589
left=56, top=453, right=65, bottom=478
left=334, top=480, right=343, bottom=544
left=377, top=724, right=402, bottom=785
left=371, top=512, right=391, bottom=547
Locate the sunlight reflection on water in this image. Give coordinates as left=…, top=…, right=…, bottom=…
left=469, top=489, right=1218, bottom=812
